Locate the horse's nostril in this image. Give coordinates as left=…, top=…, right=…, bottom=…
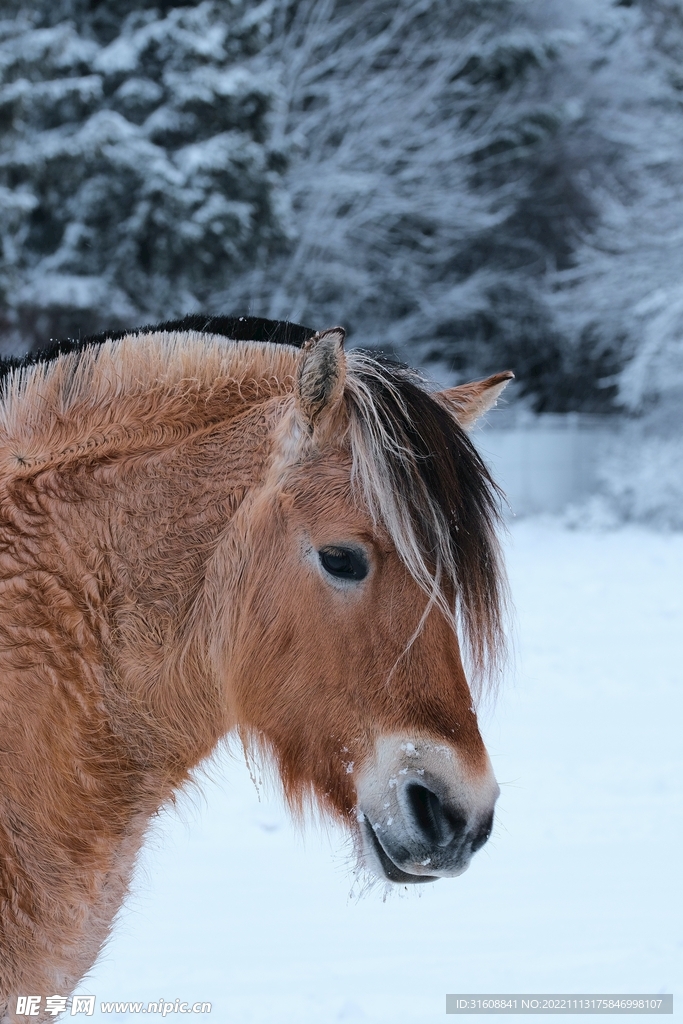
left=404, top=782, right=467, bottom=848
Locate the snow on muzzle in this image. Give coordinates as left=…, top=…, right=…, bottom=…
left=355, top=735, right=500, bottom=884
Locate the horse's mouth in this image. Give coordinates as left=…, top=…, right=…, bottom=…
left=363, top=820, right=439, bottom=885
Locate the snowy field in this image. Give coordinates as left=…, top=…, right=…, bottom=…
left=83, top=521, right=682, bottom=1022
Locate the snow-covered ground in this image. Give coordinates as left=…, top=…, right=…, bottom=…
left=83, top=521, right=682, bottom=1022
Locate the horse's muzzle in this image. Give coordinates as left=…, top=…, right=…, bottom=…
left=356, top=735, right=499, bottom=883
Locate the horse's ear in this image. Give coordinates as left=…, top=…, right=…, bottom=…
left=436, top=371, right=514, bottom=430
left=296, top=327, right=347, bottom=432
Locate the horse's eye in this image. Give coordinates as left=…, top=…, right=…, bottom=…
left=319, top=546, right=368, bottom=582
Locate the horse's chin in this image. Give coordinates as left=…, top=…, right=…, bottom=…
left=362, top=819, right=449, bottom=885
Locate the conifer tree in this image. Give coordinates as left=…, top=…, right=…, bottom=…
left=225, top=0, right=602, bottom=409
left=0, top=1, right=288, bottom=349
left=552, top=0, right=683, bottom=416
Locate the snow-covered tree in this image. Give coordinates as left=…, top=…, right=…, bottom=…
left=550, top=0, right=683, bottom=415
left=0, top=1, right=288, bottom=350
left=220, top=0, right=602, bottom=410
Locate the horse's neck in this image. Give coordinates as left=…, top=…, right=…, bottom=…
left=0, top=380, right=281, bottom=999
left=101, top=406, right=278, bottom=769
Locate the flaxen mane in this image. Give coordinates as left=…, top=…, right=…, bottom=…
left=0, top=315, right=314, bottom=379
left=343, top=352, right=506, bottom=689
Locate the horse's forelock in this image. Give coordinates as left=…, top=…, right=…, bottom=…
left=343, top=352, right=507, bottom=696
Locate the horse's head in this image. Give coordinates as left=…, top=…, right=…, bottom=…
left=221, top=329, right=511, bottom=884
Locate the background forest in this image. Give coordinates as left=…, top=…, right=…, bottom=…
left=1, top=0, right=682, bottom=427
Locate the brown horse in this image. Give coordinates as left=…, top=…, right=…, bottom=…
left=0, top=316, right=511, bottom=1017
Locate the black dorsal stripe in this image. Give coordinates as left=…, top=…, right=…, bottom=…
left=0, top=315, right=317, bottom=380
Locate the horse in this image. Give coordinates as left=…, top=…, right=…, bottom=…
left=0, top=315, right=511, bottom=1017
